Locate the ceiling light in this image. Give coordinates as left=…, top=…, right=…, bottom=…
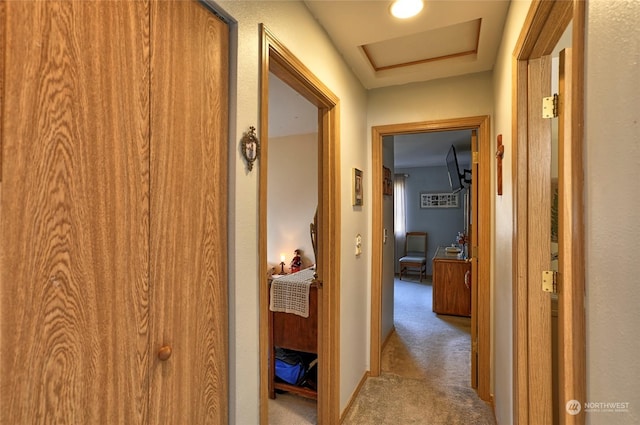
left=390, top=0, right=424, bottom=19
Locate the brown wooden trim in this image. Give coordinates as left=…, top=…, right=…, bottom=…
left=371, top=116, right=492, bottom=402
left=558, top=6, right=586, bottom=418
left=512, top=1, right=586, bottom=424
left=476, top=115, right=492, bottom=401
left=258, top=26, right=271, bottom=424
left=259, top=24, right=341, bottom=425
left=527, top=55, right=553, bottom=424
left=368, top=48, right=478, bottom=72
left=513, top=57, right=530, bottom=425
left=0, top=1, right=4, bottom=182
left=339, top=370, right=370, bottom=423
left=370, top=125, right=383, bottom=377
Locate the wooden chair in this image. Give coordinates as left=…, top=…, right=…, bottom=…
left=398, top=232, right=428, bottom=281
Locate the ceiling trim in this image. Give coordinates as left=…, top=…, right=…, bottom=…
left=361, top=18, right=482, bottom=72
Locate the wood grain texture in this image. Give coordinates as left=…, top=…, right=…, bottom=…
left=149, top=1, right=228, bottom=424
left=527, top=56, right=553, bottom=425
left=513, top=57, right=530, bottom=425
left=470, top=128, right=479, bottom=389
left=559, top=45, right=586, bottom=425
left=268, top=284, right=318, bottom=399
left=432, top=257, right=471, bottom=317
left=1, top=2, right=150, bottom=423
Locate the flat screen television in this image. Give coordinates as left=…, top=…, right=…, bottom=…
left=446, top=145, right=464, bottom=193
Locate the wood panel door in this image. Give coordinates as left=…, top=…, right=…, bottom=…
left=1, top=2, right=151, bottom=423
left=149, top=1, right=228, bottom=423
left=1, top=1, right=229, bottom=423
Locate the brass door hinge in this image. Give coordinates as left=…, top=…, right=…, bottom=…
left=542, top=93, right=559, bottom=118
left=472, top=151, right=479, bottom=164
left=542, top=270, right=557, bottom=294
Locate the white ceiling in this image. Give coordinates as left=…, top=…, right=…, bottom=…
left=304, top=0, right=511, bottom=90
left=270, top=0, right=512, bottom=167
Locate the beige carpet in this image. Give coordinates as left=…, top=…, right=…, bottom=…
left=342, top=278, right=496, bottom=425
left=269, top=277, right=496, bottom=424
left=268, top=391, right=317, bottom=424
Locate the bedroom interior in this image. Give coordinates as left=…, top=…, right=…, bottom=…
left=266, top=72, right=320, bottom=421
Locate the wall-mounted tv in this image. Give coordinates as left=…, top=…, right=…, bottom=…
left=446, top=145, right=464, bottom=193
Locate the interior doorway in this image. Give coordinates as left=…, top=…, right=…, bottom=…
left=371, top=116, right=492, bottom=402
left=259, top=25, right=341, bottom=424
left=512, top=1, right=586, bottom=423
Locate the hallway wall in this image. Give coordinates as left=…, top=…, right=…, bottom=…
left=584, top=1, right=640, bottom=423
left=491, top=0, right=531, bottom=423
left=217, top=1, right=369, bottom=422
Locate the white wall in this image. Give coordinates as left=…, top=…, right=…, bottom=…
left=584, top=1, right=640, bottom=423
left=490, top=1, right=532, bottom=423
left=267, top=133, right=318, bottom=271
left=217, top=1, right=369, bottom=422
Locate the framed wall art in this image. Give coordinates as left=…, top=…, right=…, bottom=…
left=420, top=192, right=459, bottom=208
left=353, top=168, right=363, bottom=206
left=383, top=166, right=393, bottom=196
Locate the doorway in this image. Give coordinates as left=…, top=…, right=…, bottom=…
left=258, top=25, right=341, bottom=424
left=371, top=116, right=492, bottom=402
left=512, top=1, right=586, bottom=423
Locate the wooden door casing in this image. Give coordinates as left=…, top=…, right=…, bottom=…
left=470, top=128, right=479, bottom=388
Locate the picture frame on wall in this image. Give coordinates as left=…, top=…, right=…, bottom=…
left=383, top=166, right=393, bottom=196
left=420, top=192, right=459, bottom=208
left=353, top=168, right=363, bottom=206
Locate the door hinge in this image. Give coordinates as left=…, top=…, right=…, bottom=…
left=472, top=151, right=479, bottom=164
left=542, top=270, right=557, bottom=294
left=542, top=93, right=559, bottom=118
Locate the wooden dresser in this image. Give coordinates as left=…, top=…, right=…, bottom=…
left=432, top=247, right=471, bottom=317
left=268, top=278, right=318, bottom=399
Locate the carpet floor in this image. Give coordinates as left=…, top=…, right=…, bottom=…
left=269, top=277, right=496, bottom=424
left=342, top=277, right=495, bottom=425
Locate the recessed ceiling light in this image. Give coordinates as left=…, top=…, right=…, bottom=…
left=390, top=0, right=424, bottom=19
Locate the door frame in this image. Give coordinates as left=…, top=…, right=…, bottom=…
left=512, top=1, right=585, bottom=424
left=258, top=25, right=341, bottom=424
left=371, top=115, right=492, bottom=402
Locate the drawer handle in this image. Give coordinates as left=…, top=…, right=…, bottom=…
left=464, top=270, right=471, bottom=290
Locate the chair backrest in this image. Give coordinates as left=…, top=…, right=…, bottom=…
left=405, top=232, right=427, bottom=256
